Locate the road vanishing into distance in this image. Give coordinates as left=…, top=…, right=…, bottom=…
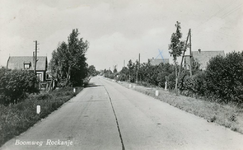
left=2, top=76, right=243, bottom=150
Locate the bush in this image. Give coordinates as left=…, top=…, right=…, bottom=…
left=157, top=72, right=169, bottom=88
left=178, top=70, right=190, bottom=91
left=179, top=70, right=208, bottom=97
left=205, top=51, right=243, bottom=103
left=167, top=72, right=176, bottom=90
left=0, top=70, right=39, bottom=105
left=192, top=71, right=208, bottom=96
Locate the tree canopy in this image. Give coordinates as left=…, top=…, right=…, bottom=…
left=168, top=21, right=185, bottom=95
left=169, top=21, right=185, bottom=62
left=50, top=29, right=89, bottom=86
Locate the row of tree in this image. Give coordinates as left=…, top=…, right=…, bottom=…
left=103, top=21, right=243, bottom=105
left=103, top=50, right=243, bottom=105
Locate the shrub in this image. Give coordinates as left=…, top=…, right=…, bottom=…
left=167, top=72, right=176, bottom=90
left=192, top=71, right=208, bottom=96
left=205, top=51, right=243, bottom=104
left=118, top=73, right=128, bottom=81
left=180, top=71, right=207, bottom=94
left=178, top=70, right=190, bottom=91
left=0, top=70, right=39, bottom=105
left=157, top=72, right=169, bottom=88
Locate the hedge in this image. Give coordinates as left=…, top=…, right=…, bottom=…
left=0, top=70, right=39, bottom=105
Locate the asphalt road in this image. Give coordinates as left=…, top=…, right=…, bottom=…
left=1, top=76, right=243, bottom=150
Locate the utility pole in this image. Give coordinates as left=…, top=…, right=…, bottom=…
left=136, top=53, right=140, bottom=83
left=33, top=41, right=38, bottom=74
left=179, top=29, right=192, bottom=77
left=189, top=29, right=192, bottom=77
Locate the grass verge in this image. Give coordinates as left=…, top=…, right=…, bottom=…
left=0, top=87, right=83, bottom=147
left=117, top=80, right=243, bottom=134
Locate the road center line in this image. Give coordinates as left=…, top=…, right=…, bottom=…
left=103, top=85, right=125, bottom=150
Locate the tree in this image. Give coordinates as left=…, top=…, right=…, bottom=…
left=168, top=21, right=185, bottom=95
left=118, top=67, right=129, bottom=81
left=127, top=60, right=134, bottom=82
left=113, top=65, right=118, bottom=74
left=50, top=42, right=69, bottom=80
left=88, top=65, right=97, bottom=76
left=50, top=29, right=89, bottom=86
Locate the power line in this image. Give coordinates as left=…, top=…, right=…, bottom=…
left=195, top=1, right=236, bottom=32
left=194, top=1, right=242, bottom=34
left=220, top=3, right=243, bottom=19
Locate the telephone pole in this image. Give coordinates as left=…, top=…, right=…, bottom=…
left=136, top=53, right=140, bottom=83
left=33, top=41, right=38, bottom=74
left=189, top=29, right=192, bottom=77
left=179, top=29, right=192, bottom=77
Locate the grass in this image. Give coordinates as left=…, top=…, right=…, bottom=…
left=118, top=80, right=243, bottom=134
left=0, top=87, right=83, bottom=147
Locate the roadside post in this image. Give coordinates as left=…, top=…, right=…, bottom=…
left=165, top=81, right=168, bottom=91
left=36, top=105, right=41, bottom=114
left=155, top=90, right=159, bottom=97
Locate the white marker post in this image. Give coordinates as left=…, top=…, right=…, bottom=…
left=37, top=105, right=41, bottom=114
left=129, top=84, right=132, bottom=88
left=165, top=81, right=168, bottom=91
left=73, top=88, right=76, bottom=93
left=155, top=90, right=159, bottom=97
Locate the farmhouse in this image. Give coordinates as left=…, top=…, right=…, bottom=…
left=6, top=56, right=48, bottom=81
left=149, top=58, right=170, bottom=66
left=185, top=50, right=225, bottom=70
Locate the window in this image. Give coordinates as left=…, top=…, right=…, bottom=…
left=37, top=73, right=42, bottom=81
left=24, top=62, right=31, bottom=69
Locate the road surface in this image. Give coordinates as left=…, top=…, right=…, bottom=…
left=1, top=76, right=243, bottom=150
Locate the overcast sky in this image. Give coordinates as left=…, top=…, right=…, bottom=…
left=0, top=0, right=242, bottom=70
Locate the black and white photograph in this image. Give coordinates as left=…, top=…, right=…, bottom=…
left=0, top=0, right=243, bottom=149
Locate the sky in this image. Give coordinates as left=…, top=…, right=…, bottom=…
left=0, top=0, right=242, bottom=71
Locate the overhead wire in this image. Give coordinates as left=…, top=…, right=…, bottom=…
left=220, top=3, right=243, bottom=19
left=194, top=0, right=242, bottom=35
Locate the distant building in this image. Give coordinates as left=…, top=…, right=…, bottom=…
left=185, top=50, right=225, bottom=70
left=149, top=58, right=169, bottom=66
left=6, top=56, right=48, bottom=81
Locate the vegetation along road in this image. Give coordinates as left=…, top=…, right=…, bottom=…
left=1, top=76, right=243, bottom=150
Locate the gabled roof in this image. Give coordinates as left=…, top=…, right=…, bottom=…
left=185, top=50, right=225, bottom=70
left=149, top=58, right=170, bottom=66
left=7, top=56, right=47, bottom=71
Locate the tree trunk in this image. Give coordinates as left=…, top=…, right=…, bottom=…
left=174, top=60, right=178, bottom=96
left=66, top=66, right=71, bottom=86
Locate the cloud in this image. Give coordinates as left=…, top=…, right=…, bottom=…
left=0, top=0, right=242, bottom=69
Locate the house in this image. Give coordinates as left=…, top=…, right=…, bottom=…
left=185, top=50, right=225, bottom=70
left=6, top=56, right=48, bottom=81
left=149, top=58, right=170, bottom=66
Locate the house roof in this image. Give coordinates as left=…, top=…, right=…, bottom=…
left=149, top=58, right=169, bottom=66
left=185, top=50, right=225, bottom=70
left=7, top=56, right=47, bottom=71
